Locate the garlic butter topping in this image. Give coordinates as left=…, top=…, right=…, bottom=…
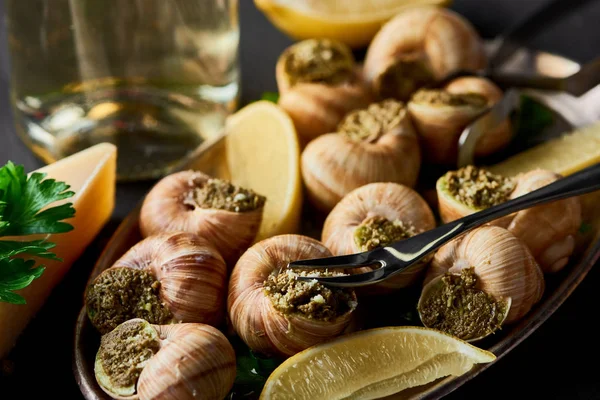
left=418, top=267, right=510, bottom=341
left=184, top=178, right=266, bottom=212
left=412, top=89, right=488, bottom=108
left=444, top=166, right=515, bottom=209
left=282, top=38, right=355, bottom=88
left=263, top=269, right=356, bottom=321
left=338, top=99, right=406, bottom=143
left=354, top=216, right=417, bottom=252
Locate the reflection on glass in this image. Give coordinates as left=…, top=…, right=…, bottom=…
left=6, top=0, right=239, bottom=180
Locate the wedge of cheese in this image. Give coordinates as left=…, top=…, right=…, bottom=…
left=0, top=143, right=116, bottom=357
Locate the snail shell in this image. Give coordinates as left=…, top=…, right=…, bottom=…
left=503, top=170, right=582, bottom=273
left=86, top=232, right=227, bottom=334
left=278, top=79, right=373, bottom=145
left=364, top=6, right=486, bottom=101
left=424, top=226, right=544, bottom=323
left=95, top=319, right=236, bottom=400
left=140, top=170, right=264, bottom=266
left=276, top=39, right=373, bottom=145
left=437, top=168, right=582, bottom=273
left=301, top=100, right=421, bottom=212
left=322, top=182, right=436, bottom=290
left=228, top=234, right=357, bottom=358
left=408, top=77, right=512, bottom=165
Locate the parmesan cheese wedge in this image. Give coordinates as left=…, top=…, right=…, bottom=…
left=0, top=143, right=116, bottom=357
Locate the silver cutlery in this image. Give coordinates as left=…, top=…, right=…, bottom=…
left=288, top=163, right=600, bottom=287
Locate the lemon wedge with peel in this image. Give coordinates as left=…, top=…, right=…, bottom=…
left=255, top=0, right=452, bottom=48
left=489, top=122, right=600, bottom=177
left=260, top=326, right=495, bottom=399
left=225, top=101, right=302, bottom=240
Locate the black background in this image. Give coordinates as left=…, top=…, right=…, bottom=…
left=0, top=0, right=600, bottom=398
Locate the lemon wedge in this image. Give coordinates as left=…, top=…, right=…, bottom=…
left=225, top=101, right=302, bottom=240
left=260, top=326, right=495, bottom=399
left=255, top=0, right=452, bottom=48
left=0, top=143, right=116, bottom=357
left=488, top=122, right=600, bottom=177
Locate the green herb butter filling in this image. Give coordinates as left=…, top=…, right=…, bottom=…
left=86, top=267, right=173, bottom=334
left=354, top=216, right=417, bottom=251
left=184, top=178, right=266, bottom=213
left=97, top=319, right=160, bottom=395
left=263, top=269, right=357, bottom=321
left=418, top=268, right=509, bottom=341
left=412, top=89, right=488, bottom=108
left=378, top=56, right=435, bottom=101
left=338, top=99, right=406, bottom=143
left=444, top=166, right=515, bottom=209
left=284, top=39, right=354, bottom=87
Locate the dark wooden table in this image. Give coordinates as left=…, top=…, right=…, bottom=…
left=1, top=0, right=599, bottom=398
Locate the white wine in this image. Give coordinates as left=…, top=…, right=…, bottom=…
left=6, top=0, right=239, bottom=180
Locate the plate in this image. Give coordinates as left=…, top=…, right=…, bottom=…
left=73, top=47, right=600, bottom=400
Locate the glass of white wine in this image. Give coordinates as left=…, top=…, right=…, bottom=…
left=5, top=0, right=239, bottom=180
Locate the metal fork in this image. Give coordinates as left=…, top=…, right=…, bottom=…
left=440, top=57, right=600, bottom=96
left=433, top=0, right=598, bottom=90
left=456, top=58, right=600, bottom=167
left=289, top=163, right=600, bottom=287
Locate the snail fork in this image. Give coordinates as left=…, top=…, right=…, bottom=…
left=456, top=56, right=600, bottom=167
left=288, top=163, right=600, bottom=287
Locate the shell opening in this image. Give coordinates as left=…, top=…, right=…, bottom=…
left=263, top=269, right=357, bottom=321
left=86, top=267, right=173, bottom=334
left=443, top=166, right=515, bottom=209
left=283, top=39, right=354, bottom=87
left=183, top=178, right=266, bottom=213
left=377, top=55, right=435, bottom=101
left=96, top=319, right=160, bottom=397
left=354, top=216, right=417, bottom=251
left=337, top=99, right=406, bottom=143
left=411, top=89, right=488, bottom=108
left=418, top=268, right=510, bottom=341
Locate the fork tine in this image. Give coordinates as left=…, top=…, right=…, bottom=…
left=287, top=253, right=375, bottom=269
left=296, top=268, right=386, bottom=288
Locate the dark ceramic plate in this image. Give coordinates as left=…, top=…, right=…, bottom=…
left=73, top=48, right=600, bottom=400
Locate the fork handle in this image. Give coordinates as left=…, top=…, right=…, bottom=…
left=460, top=163, right=600, bottom=231
left=381, top=163, right=600, bottom=279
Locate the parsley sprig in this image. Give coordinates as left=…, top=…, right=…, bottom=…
left=0, top=162, right=75, bottom=304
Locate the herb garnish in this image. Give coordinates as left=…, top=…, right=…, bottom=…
left=0, top=162, right=75, bottom=304
left=260, top=92, right=279, bottom=103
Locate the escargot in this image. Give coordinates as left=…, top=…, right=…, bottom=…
left=436, top=166, right=582, bottom=272
left=140, top=170, right=266, bottom=266
left=419, top=226, right=545, bottom=341
left=322, top=182, right=436, bottom=290
left=301, top=99, right=421, bottom=212
left=364, top=6, right=486, bottom=101
left=276, top=38, right=373, bottom=144
left=95, top=319, right=236, bottom=400
left=86, top=232, right=227, bottom=334
left=228, top=234, right=358, bottom=358
left=408, top=77, right=512, bottom=165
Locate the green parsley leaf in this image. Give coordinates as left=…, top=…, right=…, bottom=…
left=0, top=240, right=60, bottom=260
left=227, top=336, right=282, bottom=399
left=0, top=161, right=75, bottom=236
left=260, top=92, right=280, bottom=103
left=0, top=258, right=45, bottom=304
left=0, top=161, right=75, bottom=304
